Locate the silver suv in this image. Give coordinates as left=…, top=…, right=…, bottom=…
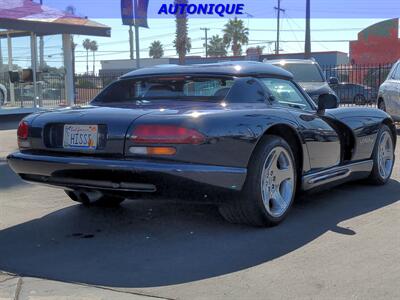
left=378, top=60, right=400, bottom=120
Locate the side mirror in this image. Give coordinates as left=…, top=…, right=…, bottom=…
left=317, top=93, right=339, bottom=113
left=328, top=77, right=339, bottom=85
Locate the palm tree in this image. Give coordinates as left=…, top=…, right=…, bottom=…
left=206, top=35, right=227, bottom=57
left=173, top=0, right=191, bottom=64
left=223, top=18, right=249, bottom=56
left=82, top=39, right=91, bottom=74
left=149, top=40, right=164, bottom=59
left=90, top=40, right=98, bottom=75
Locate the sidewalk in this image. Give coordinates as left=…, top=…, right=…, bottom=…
left=0, top=272, right=167, bottom=300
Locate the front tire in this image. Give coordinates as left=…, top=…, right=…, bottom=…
left=368, top=125, right=395, bottom=185
left=0, top=90, right=5, bottom=106
left=65, top=190, right=125, bottom=207
left=219, top=135, right=297, bottom=227
left=378, top=98, right=386, bottom=112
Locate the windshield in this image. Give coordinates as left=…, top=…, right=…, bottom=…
left=274, top=63, right=324, bottom=83
left=93, top=76, right=235, bottom=103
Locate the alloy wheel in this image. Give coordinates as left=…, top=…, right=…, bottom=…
left=261, top=146, right=295, bottom=218
left=377, top=131, right=394, bottom=180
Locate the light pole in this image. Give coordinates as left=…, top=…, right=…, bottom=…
left=39, top=0, right=44, bottom=70
left=305, top=0, right=311, bottom=58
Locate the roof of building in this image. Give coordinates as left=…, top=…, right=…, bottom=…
left=121, top=61, right=293, bottom=79
left=0, top=0, right=110, bottom=37
left=266, top=59, right=318, bottom=65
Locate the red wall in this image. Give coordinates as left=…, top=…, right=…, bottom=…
left=350, top=18, right=400, bottom=64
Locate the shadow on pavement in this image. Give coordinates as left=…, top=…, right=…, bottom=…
left=0, top=179, right=399, bottom=288
left=0, top=161, right=28, bottom=189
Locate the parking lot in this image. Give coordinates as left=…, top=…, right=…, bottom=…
left=0, top=124, right=399, bottom=299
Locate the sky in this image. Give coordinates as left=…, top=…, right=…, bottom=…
left=0, top=0, right=398, bottom=74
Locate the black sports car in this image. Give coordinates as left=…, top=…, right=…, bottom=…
left=7, top=62, right=396, bottom=227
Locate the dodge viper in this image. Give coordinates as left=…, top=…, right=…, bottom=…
left=7, top=62, right=396, bottom=227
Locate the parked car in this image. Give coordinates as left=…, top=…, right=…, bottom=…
left=7, top=62, right=396, bottom=227
left=378, top=59, right=400, bottom=121
left=331, top=82, right=377, bottom=105
left=266, top=59, right=338, bottom=104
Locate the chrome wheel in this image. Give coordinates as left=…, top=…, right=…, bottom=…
left=261, top=146, right=295, bottom=218
left=377, top=131, right=394, bottom=180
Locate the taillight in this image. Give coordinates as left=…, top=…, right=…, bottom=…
left=131, top=125, right=205, bottom=144
left=17, top=121, right=29, bottom=140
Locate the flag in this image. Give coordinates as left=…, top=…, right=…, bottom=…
left=121, top=0, right=149, bottom=28
left=134, top=0, right=149, bottom=28
left=121, top=0, right=134, bottom=25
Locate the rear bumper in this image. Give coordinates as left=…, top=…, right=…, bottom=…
left=7, top=151, right=247, bottom=193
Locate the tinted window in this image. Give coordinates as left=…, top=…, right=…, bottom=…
left=226, top=77, right=266, bottom=103
left=273, top=63, right=324, bottom=82
left=260, top=78, right=312, bottom=110
left=93, top=76, right=234, bottom=103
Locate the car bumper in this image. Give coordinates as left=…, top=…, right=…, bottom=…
left=7, top=151, right=247, bottom=193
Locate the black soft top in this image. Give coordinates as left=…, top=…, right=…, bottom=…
left=121, top=61, right=293, bottom=79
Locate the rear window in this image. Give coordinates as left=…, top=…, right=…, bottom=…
left=93, top=76, right=235, bottom=103
left=274, top=63, right=324, bottom=83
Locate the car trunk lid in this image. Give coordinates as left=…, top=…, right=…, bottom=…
left=30, top=106, right=153, bottom=155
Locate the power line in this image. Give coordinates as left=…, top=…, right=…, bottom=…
left=208, top=27, right=363, bottom=32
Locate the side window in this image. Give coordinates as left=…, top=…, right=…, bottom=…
left=260, top=78, right=312, bottom=111
left=395, top=64, right=400, bottom=80
left=226, top=77, right=266, bottom=103
left=390, top=64, right=399, bottom=80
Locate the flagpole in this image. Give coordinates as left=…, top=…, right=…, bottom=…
left=133, top=0, right=140, bottom=69
left=135, top=24, right=140, bottom=69
left=129, top=25, right=134, bottom=60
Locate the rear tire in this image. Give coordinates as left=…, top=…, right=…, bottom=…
left=219, top=135, right=297, bottom=227
left=368, top=125, right=394, bottom=185
left=65, top=190, right=125, bottom=207
left=354, top=94, right=366, bottom=105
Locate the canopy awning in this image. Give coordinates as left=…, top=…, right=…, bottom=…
left=0, top=0, right=111, bottom=37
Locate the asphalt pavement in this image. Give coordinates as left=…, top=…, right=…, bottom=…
left=0, top=125, right=399, bottom=300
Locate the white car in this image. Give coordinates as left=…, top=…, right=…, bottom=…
left=378, top=60, right=400, bottom=121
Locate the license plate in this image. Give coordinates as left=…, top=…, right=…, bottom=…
left=63, top=124, right=98, bottom=150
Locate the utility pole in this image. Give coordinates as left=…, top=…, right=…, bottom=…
left=200, top=27, right=210, bottom=58
left=305, top=0, right=311, bottom=58
left=274, top=0, right=285, bottom=55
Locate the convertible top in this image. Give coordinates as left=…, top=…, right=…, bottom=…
left=121, top=61, right=293, bottom=79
